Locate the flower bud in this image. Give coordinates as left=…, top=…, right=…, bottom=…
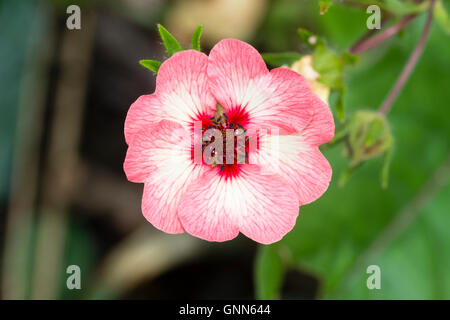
left=345, top=110, right=393, bottom=166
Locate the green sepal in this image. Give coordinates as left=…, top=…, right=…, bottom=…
left=157, top=24, right=183, bottom=57
left=139, top=59, right=162, bottom=73
left=319, top=0, right=333, bottom=15
left=192, top=25, right=203, bottom=51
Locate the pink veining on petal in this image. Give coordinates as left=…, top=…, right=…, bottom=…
left=207, top=38, right=268, bottom=112
left=124, top=94, right=162, bottom=145
left=178, top=165, right=299, bottom=244
left=124, top=120, right=205, bottom=233
left=125, top=50, right=216, bottom=145
left=252, top=133, right=333, bottom=206
left=301, top=93, right=335, bottom=146
left=207, top=39, right=314, bottom=134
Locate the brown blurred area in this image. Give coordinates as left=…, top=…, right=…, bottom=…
left=0, top=0, right=317, bottom=300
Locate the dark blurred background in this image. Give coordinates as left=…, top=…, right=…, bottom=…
left=0, top=0, right=449, bottom=300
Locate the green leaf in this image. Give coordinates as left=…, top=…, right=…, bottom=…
left=319, top=0, right=333, bottom=15
left=191, top=25, right=203, bottom=51
left=261, top=52, right=302, bottom=67
left=254, top=245, right=284, bottom=299
left=434, top=0, right=450, bottom=35
left=157, top=24, right=183, bottom=57
left=139, top=59, right=162, bottom=73
left=313, top=45, right=344, bottom=88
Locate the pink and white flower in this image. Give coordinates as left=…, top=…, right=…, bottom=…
left=124, top=39, right=334, bottom=244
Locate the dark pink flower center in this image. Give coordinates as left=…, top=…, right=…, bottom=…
left=195, top=104, right=251, bottom=177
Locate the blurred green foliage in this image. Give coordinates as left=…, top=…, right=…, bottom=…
left=329, top=181, right=450, bottom=299
left=255, top=243, right=284, bottom=300
left=0, top=0, right=37, bottom=199
left=0, top=0, right=96, bottom=300
left=256, top=0, right=450, bottom=299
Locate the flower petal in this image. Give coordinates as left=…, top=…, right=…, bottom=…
left=252, top=134, right=332, bottom=205
left=207, top=40, right=313, bottom=133
left=124, top=120, right=185, bottom=183
left=244, top=68, right=314, bottom=134
left=125, top=50, right=215, bottom=144
left=124, top=120, right=205, bottom=233
left=301, top=93, right=335, bottom=146
left=208, top=39, right=313, bottom=134
left=207, top=38, right=268, bottom=112
left=178, top=165, right=299, bottom=244
left=124, top=94, right=161, bottom=144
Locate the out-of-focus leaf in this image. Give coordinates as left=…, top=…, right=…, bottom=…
left=157, top=24, right=183, bottom=57
left=191, top=25, right=203, bottom=51
left=382, top=0, right=430, bottom=15
left=434, top=0, right=450, bottom=35
left=319, top=0, right=333, bottom=15
left=0, top=0, right=41, bottom=199
left=261, top=52, right=302, bottom=67
left=313, top=45, right=343, bottom=88
left=255, top=245, right=284, bottom=300
left=59, top=218, right=95, bottom=299
left=311, top=42, right=357, bottom=121
left=139, top=59, right=161, bottom=73
left=255, top=0, right=307, bottom=52
left=297, top=28, right=324, bottom=49
left=357, top=0, right=429, bottom=15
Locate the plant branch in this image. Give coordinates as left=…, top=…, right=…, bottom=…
left=350, top=14, right=417, bottom=55
left=379, top=0, right=436, bottom=115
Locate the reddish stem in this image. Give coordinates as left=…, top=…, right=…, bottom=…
left=350, top=14, right=417, bottom=55
left=379, top=0, right=436, bottom=115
